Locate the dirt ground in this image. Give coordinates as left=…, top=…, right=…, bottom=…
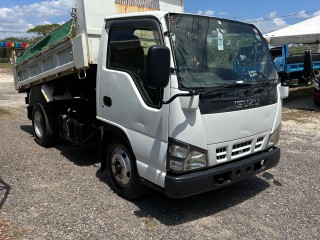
left=0, top=68, right=26, bottom=121
left=0, top=67, right=14, bottom=82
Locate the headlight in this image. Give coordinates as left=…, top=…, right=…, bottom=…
left=266, top=124, right=281, bottom=149
left=168, top=139, right=207, bottom=173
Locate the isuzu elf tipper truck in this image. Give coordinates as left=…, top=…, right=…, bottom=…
left=13, top=0, right=289, bottom=199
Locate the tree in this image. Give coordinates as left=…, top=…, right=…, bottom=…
left=26, top=23, right=61, bottom=44
left=27, top=24, right=60, bottom=37
left=1, top=37, right=32, bottom=44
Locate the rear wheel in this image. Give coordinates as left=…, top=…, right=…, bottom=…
left=32, top=103, right=58, bottom=146
left=105, top=139, right=148, bottom=199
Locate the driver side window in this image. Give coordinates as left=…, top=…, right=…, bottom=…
left=107, top=27, right=161, bottom=107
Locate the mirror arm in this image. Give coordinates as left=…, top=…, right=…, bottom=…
left=170, top=67, right=177, bottom=73
left=164, top=31, right=171, bottom=36
left=160, top=90, right=199, bottom=105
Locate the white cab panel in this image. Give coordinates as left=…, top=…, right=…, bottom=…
left=97, top=65, right=170, bottom=186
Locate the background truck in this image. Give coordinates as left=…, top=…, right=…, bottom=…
left=13, top=0, right=288, bottom=199
left=269, top=43, right=320, bottom=86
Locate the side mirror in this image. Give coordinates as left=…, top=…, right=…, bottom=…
left=146, top=45, right=170, bottom=89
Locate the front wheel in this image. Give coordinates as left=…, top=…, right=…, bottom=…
left=32, top=103, right=58, bottom=146
left=105, top=139, right=148, bottom=199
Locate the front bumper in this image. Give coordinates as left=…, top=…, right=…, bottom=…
left=165, top=147, right=280, bottom=198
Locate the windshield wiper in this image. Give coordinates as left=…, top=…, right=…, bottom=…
left=200, top=79, right=278, bottom=99
left=200, top=83, right=252, bottom=99
left=244, top=79, right=279, bottom=96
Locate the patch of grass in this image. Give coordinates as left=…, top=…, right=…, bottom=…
left=0, top=63, right=12, bottom=69
left=144, top=216, right=157, bottom=230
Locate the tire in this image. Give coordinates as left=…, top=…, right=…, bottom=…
left=32, top=103, right=58, bottom=146
left=314, top=98, right=320, bottom=107
left=105, top=138, right=148, bottom=199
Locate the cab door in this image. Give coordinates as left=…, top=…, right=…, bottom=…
left=96, top=17, right=170, bottom=186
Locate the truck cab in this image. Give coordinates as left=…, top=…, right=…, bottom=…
left=96, top=12, right=288, bottom=198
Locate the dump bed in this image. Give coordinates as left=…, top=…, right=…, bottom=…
left=13, top=0, right=184, bottom=91
left=270, top=43, right=320, bottom=74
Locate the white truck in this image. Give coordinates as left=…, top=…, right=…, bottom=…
left=13, top=0, right=288, bottom=199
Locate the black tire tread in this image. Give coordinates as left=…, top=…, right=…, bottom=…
left=32, top=103, right=58, bottom=147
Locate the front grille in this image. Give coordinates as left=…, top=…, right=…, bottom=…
left=216, top=147, right=227, bottom=161
left=255, top=137, right=264, bottom=150
left=214, top=134, right=267, bottom=163
left=232, top=141, right=252, bottom=157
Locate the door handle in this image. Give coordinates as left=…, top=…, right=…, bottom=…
left=103, top=96, right=112, bottom=107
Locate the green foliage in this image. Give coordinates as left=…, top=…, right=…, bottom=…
left=1, top=37, right=33, bottom=44
left=27, top=24, right=60, bottom=37
left=288, top=43, right=320, bottom=56
left=26, top=24, right=61, bottom=44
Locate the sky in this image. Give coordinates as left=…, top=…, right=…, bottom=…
left=0, top=0, right=319, bottom=40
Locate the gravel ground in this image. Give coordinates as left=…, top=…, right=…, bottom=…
left=1, top=68, right=320, bottom=239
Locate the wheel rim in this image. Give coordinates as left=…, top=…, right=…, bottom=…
left=111, top=147, right=132, bottom=186
left=34, top=110, right=44, bottom=138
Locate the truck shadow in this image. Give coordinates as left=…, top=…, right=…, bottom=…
left=20, top=125, right=33, bottom=135
left=0, top=178, right=11, bottom=210
left=135, top=177, right=276, bottom=225
left=134, top=177, right=272, bottom=226
left=97, top=170, right=276, bottom=226
left=20, top=124, right=100, bottom=167
left=55, top=143, right=100, bottom=167
left=283, top=87, right=320, bottom=112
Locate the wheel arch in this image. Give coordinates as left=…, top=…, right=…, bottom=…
left=29, top=85, right=46, bottom=106
left=27, top=85, right=46, bottom=120
left=100, top=123, right=134, bottom=170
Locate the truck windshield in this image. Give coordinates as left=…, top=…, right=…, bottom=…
left=167, top=14, right=278, bottom=90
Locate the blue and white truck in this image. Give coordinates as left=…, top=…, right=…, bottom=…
left=13, top=0, right=288, bottom=199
